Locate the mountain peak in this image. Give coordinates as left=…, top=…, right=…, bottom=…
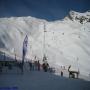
left=67, top=10, right=90, bottom=24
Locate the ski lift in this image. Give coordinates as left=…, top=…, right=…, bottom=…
left=43, top=22, right=47, bottom=62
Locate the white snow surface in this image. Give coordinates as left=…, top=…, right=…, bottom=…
left=0, top=11, right=90, bottom=76
left=0, top=64, right=90, bottom=90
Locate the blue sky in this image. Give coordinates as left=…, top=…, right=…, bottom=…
left=0, top=0, right=90, bottom=21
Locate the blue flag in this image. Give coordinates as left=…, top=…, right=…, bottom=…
left=22, top=35, right=28, bottom=62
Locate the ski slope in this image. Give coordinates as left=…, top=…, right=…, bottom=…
left=0, top=11, right=90, bottom=76
left=0, top=63, right=90, bottom=90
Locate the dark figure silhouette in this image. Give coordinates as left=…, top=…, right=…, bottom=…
left=29, top=61, right=32, bottom=71
left=37, top=60, right=40, bottom=71
left=42, top=62, right=49, bottom=72
left=61, top=71, right=63, bottom=77
left=34, top=61, right=38, bottom=70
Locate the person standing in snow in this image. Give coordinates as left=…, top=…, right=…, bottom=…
left=32, top=60, right=34, bottom=70
left=61, top=71, right=63, bottom=77
left=37, top=60, right=40, bottom=71
left=29, top=60, right=32, bottom=71
left=42, top=61, right=49, bottom=72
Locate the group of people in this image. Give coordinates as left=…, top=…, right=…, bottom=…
left=28, top=60, right=40, bottom=71
left=28, top=60, right=50, bottom=72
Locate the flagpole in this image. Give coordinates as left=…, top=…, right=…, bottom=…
left=22, top=35, right=28, bottom=72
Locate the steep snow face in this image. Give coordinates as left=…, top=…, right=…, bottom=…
left=0, top=11, right=90, bottom=76
left=0, top=17, right=43, bottom=58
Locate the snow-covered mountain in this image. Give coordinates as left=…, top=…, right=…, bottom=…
left=65, top=10, right=90, bottom=23
left=0, top=11, right=90, bottom=76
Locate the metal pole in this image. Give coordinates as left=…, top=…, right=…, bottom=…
left=43, top=22, right=47, bottom=61
left=77, top=57, right=79, bottom=72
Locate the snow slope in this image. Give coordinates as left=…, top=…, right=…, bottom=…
left=0, top=11, right=90, bottom=76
